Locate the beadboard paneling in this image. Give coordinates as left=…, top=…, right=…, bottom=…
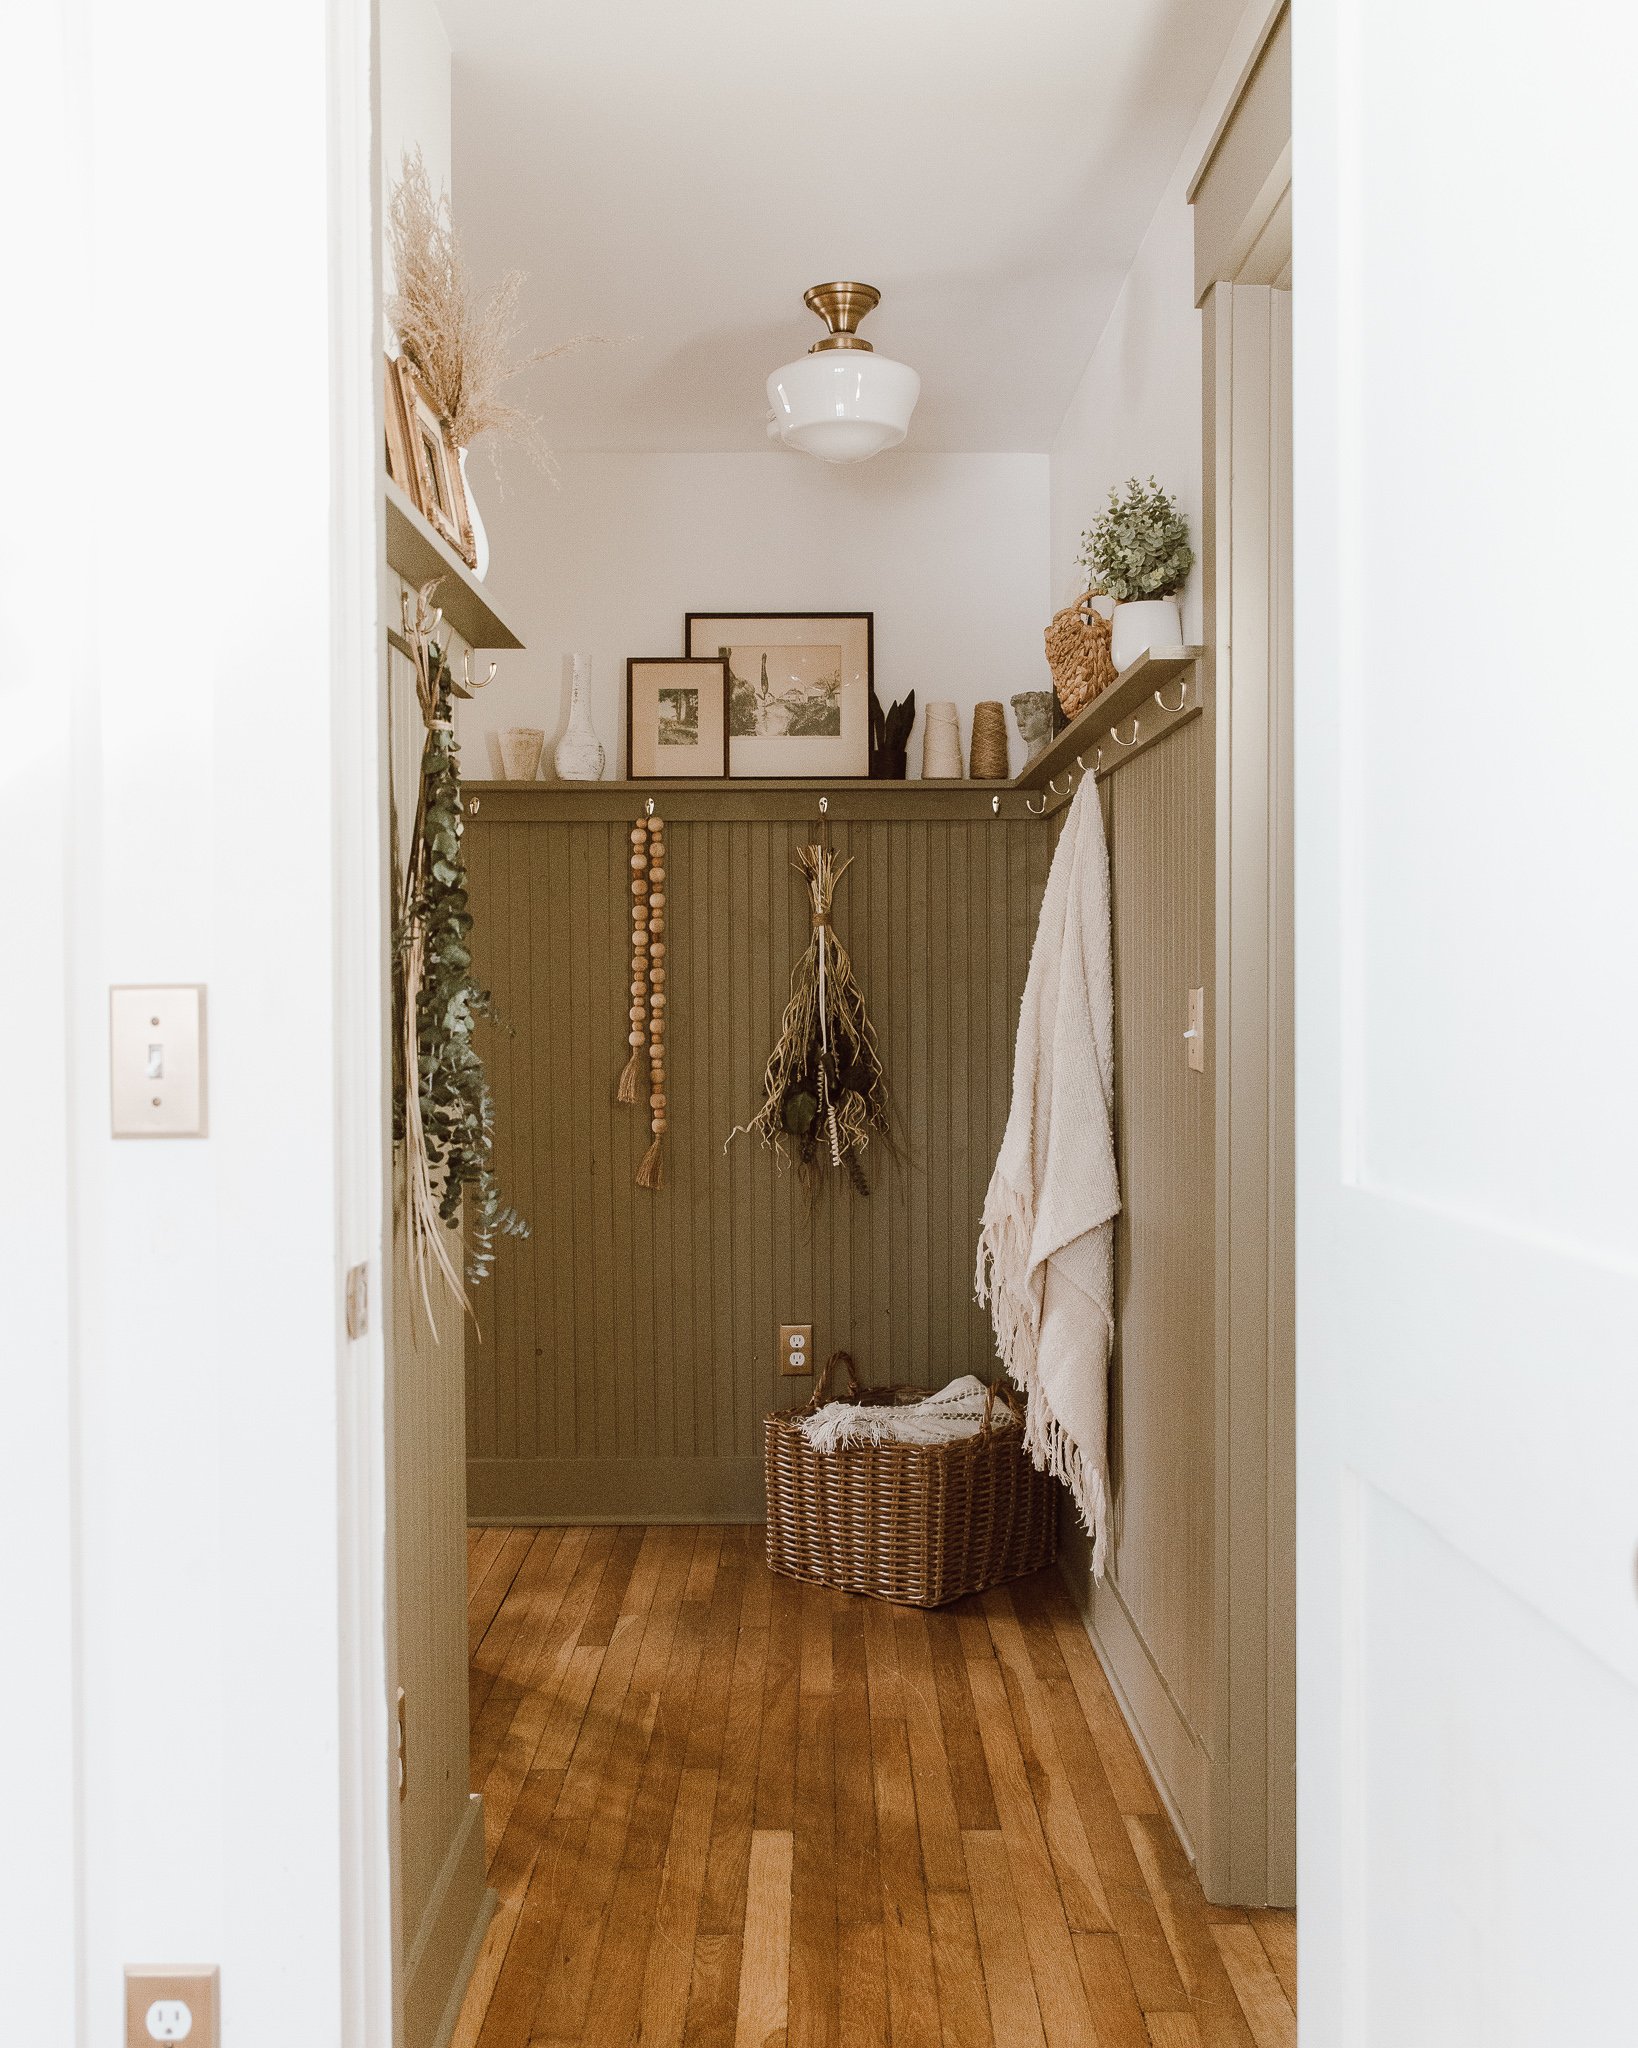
left=464, top=812, right=1056, bottom=1518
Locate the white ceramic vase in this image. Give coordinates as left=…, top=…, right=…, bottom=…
left=458, top=446, right=490, bottom=581
left=1110, top=596, right=1182, bottom=672
left=553, top=654, right=605, bottom=781
left=920, top=701, right=964, bottom=779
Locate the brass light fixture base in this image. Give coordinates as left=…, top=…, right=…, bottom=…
left=804, top=281, right=880, bottom=353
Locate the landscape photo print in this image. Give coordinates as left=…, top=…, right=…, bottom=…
left=685, top=612, right=872, bottom=778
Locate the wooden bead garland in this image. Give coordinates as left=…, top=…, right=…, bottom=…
left=617, top=812, right=669, bottom=1189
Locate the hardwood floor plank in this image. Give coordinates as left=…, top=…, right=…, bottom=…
left=467, top=1526, right=536, bottom=1652
left=1125, top=1815, right=1258, bottom=2048
left=786, top=1582, right=838, bottom=2048
left=1210, top=1924, right=1296, bottom=2048
left=469, top=1526, right=605, bottom=1780
left=962, top=1832, right=1048, bottom=2048
left=1246, top=1911, right=1296, bottom=2010
left=925, top=1607, right=1000, bottom=1830
left=632, top=1764, right=720, bottom=2048
left=871, top=1716, right=943, bottom=2048
left=1145, top=2016, right=1206, bottom=2048
left=892, top=1606, right=970, bottom=1894
left=449, top=1895, right=521, bottom=2048
left=753, top=1565, right=801, bottom=1832
left=978, top=1590, right=1114, bottom=1933
left=1071, top=1930, right=1150, bottom=2048
left=467, top=1525, right=507, bottom=1601
left=1023, top=1575, right=1161, bottom=1818
left=926, top=1890, right=997, bottom=2048
left=960, top=1649, right=1102, bottom=2045
left=732, top=1830, right=792, bottom=2048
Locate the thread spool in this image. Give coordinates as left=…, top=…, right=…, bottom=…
left=920, top=700, right=964, bottom=780
left=968, top=701, right=1009, bottom=780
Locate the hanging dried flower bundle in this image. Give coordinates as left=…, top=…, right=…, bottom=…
left=387, top=147, right=594, bottom=465
left=734, top=844, right=889, bottom=1193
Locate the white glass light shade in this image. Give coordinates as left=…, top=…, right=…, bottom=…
left=765, top=351, right=921, bottom=464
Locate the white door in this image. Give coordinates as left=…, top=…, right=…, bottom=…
left=1294, top=6, right=1638, bottom=2043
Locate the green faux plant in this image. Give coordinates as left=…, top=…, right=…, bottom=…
left=1078, top=476, right=1194, bottom=602
left=395, top=585, right=527, bottom=1317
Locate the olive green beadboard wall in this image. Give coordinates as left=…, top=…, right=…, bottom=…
left=462, top=798, right=1059, bottom=1522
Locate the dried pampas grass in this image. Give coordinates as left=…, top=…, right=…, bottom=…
left=387, top=147, right=594, bottom=464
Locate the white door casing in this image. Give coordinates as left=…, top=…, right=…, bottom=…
left=1295, top=3, right=1638, bottom=2042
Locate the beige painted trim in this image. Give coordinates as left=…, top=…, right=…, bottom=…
left=1202, top=282, right=1296, bottom=1908
left=1058, top=1534, right=1211, bottom=1867
left=469, top=1456, right=767, bottom=1524
left=1186, top=0, right=1289, bottom=202
left=402, top=1794, right=493, bottom=2048
left=1192, top=7, right=1291, bottom=303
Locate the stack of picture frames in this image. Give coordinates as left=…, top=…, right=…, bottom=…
left=383, top=353, right=478, bottom=570
left=626, top=612, right=874, bottom=781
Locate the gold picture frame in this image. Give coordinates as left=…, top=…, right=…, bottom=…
left=397, top=357, right=476, bottom=568
left=383, top=353, right=417, bottom=499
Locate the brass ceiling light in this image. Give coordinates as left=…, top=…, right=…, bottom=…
left=766, top=281, right=921, bottom=464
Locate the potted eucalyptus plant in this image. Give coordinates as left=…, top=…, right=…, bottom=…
left=1079, top=476, right=1194, bottom=671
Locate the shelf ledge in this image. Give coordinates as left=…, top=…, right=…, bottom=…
left=384, top=479, right=525, bottom=651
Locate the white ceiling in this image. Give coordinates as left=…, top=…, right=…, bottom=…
left=438, top=0, right=1242, bottom=454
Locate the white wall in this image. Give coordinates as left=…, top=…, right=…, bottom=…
left=381, top=0, right=452, bottom=214
left=1049, top=165, right=1205, bottom=641
left=457, top=451, right=1051, bottom=780
left=1, top=0, right=391, bottom=2038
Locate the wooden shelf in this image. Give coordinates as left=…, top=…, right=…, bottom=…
left=384, top=478, right=525, bottom=651
left=461, top=779, right=1034, bottom=822
left=1012, top=647, right=1205, bottom=793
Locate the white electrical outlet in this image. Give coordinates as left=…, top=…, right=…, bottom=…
left=779, top=1323, right=812, bottom=1376
left=125, top=1969, right=216, bottom=2048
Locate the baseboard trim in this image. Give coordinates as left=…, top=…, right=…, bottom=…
left=467, top=1456, right=765, bottom=1523
left=403, top=1793, right=491, bottom=2048
left=1057, top=1539, right=1211, bottom=1870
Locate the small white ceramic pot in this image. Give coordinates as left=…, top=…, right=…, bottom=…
left=1110, top=596, right=1182, bottom=672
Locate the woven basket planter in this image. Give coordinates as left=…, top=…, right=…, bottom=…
left=764, top=1352, right=1058, bottom=1607
left=1043, top=593, right=1116, bottom=720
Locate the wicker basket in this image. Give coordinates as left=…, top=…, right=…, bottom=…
left=1044, top=593, right=1116, bottom=719
left=764, top=1352, right=1058, bottom=1607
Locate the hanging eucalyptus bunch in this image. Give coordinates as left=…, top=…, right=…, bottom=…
left=395, top=581, right=528, bottom=1325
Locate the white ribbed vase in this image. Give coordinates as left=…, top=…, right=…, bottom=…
left=553, top=655, right=605, bottom=780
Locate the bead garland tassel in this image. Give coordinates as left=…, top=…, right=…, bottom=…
left=617, top=813, right=669, bottom=1189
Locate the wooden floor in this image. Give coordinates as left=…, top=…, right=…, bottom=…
left=453, top=1525, right=1295, bottom=2048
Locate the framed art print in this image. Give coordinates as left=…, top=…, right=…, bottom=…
left=684, top=612, right=872, bottom=779
left=400, top=358, right=476, bottom=568
left=626, top=658, right=730, bottom=779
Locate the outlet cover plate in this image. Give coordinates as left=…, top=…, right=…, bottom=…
left=125, top=1966, right=218, bottom=2046
left=779, top=1323, right=813, bottom=1376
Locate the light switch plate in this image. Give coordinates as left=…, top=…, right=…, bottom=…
left=1185, top=986, right=1206, bottom=1073
left=111, top=985, right=207, bottom=1138
left=779, top=1323, right=813, bottom=1376
left=125, top=1965, right=218, bottom=2046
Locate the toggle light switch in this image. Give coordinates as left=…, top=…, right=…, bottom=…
left=1185, top=986, right=1206, bottom=1073
left=111, top=986, right=207, bottom=1137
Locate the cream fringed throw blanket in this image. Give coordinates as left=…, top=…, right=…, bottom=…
left=976, top=777, right=1119, bottom=1575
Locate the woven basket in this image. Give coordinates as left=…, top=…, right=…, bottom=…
left=1044, top=593, right=1116, bottom=720
left=764, top=1352, right=1058, bottom=1607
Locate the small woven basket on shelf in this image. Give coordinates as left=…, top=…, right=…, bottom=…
left=1043, top=593, right=1116, bottom=719
left=764, top=1351, right=1058, bottom=1607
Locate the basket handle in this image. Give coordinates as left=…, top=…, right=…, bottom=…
left=804, top=1349, right=861, bottom=1415
left=979, top=1377, right=1025, bottom=1439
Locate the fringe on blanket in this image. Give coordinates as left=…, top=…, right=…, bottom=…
left=976, top=1189, right=1110, bottom=1578
left=799, top=1374, right=990, bottom=1455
